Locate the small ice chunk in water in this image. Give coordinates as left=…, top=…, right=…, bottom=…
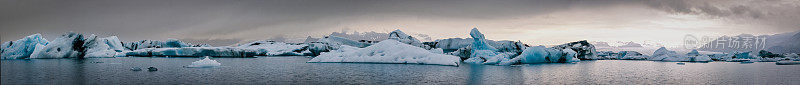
left=776, top=60, right=800, bottom=65
left=147, top=67, right=158, bottom=71
left=186, top=56, right=222, bottom=68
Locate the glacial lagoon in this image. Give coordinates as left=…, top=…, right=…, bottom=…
left=2, top=56, right=799, bottom=85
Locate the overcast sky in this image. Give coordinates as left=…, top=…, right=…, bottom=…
left=1, top=0, right=799, bottom=46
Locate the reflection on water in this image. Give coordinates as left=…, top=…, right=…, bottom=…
left=467, top=64, right=483, bottom=85
left=2, top=57, right=799, bottom=84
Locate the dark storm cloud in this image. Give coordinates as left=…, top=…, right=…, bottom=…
left=0, top=0, right=578, bottom=43
left=643, top=0, right=800, bottom=30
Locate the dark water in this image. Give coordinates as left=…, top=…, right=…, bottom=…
left=2, top=56, right=799, bottom=85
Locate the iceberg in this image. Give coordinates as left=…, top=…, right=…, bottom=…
left=316, top=36, right=371, bottom=48
left=550, top=40, right=597, bottom=60
left=306, top=42, right=332, bottom=56
left=432, top=38, right=526, bottom=53
left=457, top=28, right=589, bottom=65
left=305, top=36, right=373, bottom=56
left=648, top=47, right=677, bottom=61
left=164, top=39, right=192, bottom=48
left=694, top=55, right=713, bottom=62
left=125, top=47, right=257, bottom=57
left=468, top=28, right=497, bottom=52
left=648, top=47, right=711, bottom=62
left=757, top=57, right=784, bottom=62
left=303, top=36, right=320, bottom=44
left=307, top=39, right=461, bottom=66
left=388, top=30, right=430, bottom=49
left=1, top=34, right=49, bottom=59
left=595, top=51, right=617, bottom=60
left=517, top=46, right=549, bottom=63
left=31, top=33, right=127, bottom=58
left=661, top=55, right=690, bottom=62
left=186, top=56, right=222, bottom=68
left=463, top=28, right=515, bottom=64
left=787, top=53, right=799, bottom=57
left=514, top=46, right=581, bottom=64
left=126, top=40, right=309, bottom=57
left=428, top=48, right=444, bottom=54
left=617, top=51, right=648, bottom=60
left=236, top=41, right=310, bottom=56
left=776, top=60, right=800, bottom=65
left=687, top=49, right=700, bottom=56
left=122, top=39, right=200, bottom=50
left=733, top=52, right=756, bottom=59
left=31, top=33, right=91, bottom=58
left=84, top=36, right=127, bottom=58
left=709, top=54, right=734, bottom=61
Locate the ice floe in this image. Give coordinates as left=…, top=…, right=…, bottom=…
left=1, top=34, right=49, bottom=59
left=307, top=39, right=461, bottom=66
left=187, top=56, right=222, bottom=68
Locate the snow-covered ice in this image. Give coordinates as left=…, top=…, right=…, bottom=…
left=186, top=56, right=222, bottom=68
left=31, top=33, right=89, bottom=58
left=29, top=33, right=127, bottom=58
left=236, top=41, right=310, bottom=56
left=776, top=60, right=800, bottom=65
left=125, top=47, right=257, bottom=57
left=84, top=36, right=127, bottom=58
left=316, top=36, right=371, bottom=48
left=304, top=36, right=373, bottom=56
left=307, top=39, right=461, bottom=66
left=388, top=30, right=430, bottom=49
left=617, top=51, right=648, bottom=60
left=648, top=47, right=711, bottom=62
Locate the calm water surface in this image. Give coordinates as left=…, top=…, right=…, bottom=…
left=2, top=56, right=799, bottom=85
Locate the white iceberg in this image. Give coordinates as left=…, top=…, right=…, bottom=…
left=31, top=33, right=126, bottom=58
left=648, top=47, right=711, bottom=62
left=648, top=47, right=678, bottom=61
left=316, top=36, right=371, bottom=48
left=694, top=55, right=713, bottom=62
left=303, top=36, right=320, bottom=44
left=307, top=39, right=461, bottom=66
left=31, top=33, right=88, bottom=58
left=236, top=41, right=310, bottom=56
left=709, top=54, right=734, bottom=61
left=776, top=60, right=800, bottom=65
left=125, top=47, right=257, bottom=57
left=187, top=56, right=222, bottom=68
left=595, top=51, right=617, bottom=60
left=388, top=30, right=430, bottom=49
left=305, top=36, right=373, bottom=56
left=617, top=51, right=648, bottom=60
left=84, top=36, right=127, bottom=58
left=1, top=34, right=49, bottom=59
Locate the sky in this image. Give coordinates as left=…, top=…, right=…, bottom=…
left=1, top=0, right=799, bottom=47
